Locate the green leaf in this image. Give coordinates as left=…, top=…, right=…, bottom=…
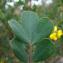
left=34, top=18, right=53, bottom=43
left=8, top=11, right=54, bottom=62
left=33, top=39, right=55, bottom=62
left=8, top=11, right=53, bottom=44
left=10, top=38, right=28, bottom=62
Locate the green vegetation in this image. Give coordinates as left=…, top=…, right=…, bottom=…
left=0, top=0, right=63, bottom=63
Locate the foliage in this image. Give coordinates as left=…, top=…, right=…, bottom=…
left=8, top=11, right=56, bottom=63
left=0, top=0, right=63, bottom=63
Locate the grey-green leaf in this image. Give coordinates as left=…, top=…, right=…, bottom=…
left=10, top=38, right=28, bottom=62
left=33, top=39, right=55, bottom=62
left=8, top=11, right=53, bottom=44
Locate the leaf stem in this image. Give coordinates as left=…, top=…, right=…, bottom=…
left=28, top=43, right=32, bottom=63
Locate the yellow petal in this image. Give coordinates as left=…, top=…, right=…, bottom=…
left=57, top=29, right=62, bottom=38
left=53, top=26, right=58, bottom=32
left=49, top=32, right=57, bottom=41
left=50, top=33, right=53, bottom=39
left=53, top=36, right=57, bottom=41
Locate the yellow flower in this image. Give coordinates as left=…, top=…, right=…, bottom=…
left=49, top=32, right=57, bottom=41
left=53, top=26, right=58, bottom=32
left=57, top=29, right=62, bottom=38
left=49, top=25, right=63, bottom=41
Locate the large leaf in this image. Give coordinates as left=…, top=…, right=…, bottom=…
left=10, top=38, right=28, bottom=62
left=33, top=39, right=55, bottom=62
left=8, top=11, right=53, bottom=44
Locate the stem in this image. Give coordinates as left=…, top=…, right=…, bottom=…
left=28, top=43, right=32, bottom=63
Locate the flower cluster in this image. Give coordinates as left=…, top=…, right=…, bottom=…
left=49, top=26, right=63, bottom=41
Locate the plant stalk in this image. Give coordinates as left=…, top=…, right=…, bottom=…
left=28, top=43, right=32, bottom=63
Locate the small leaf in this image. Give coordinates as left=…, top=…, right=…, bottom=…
left=33, top=39, right=55, bottom=62
left=11, top=38, right=28, bottom=62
